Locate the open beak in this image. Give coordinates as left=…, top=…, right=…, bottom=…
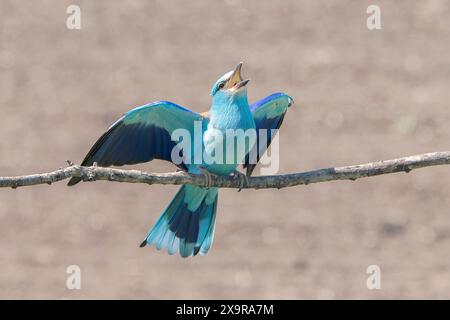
left=225, top=62, right=250, bottom=91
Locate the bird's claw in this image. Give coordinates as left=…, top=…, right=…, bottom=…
left=232, top=170, right=248, bottom=192
left=198, top=167, right=216, bottom=188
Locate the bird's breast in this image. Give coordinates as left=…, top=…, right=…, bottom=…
left=202, top=110, right=255, bottom=174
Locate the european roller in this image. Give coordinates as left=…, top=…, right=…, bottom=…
left=68, top=62, right=293, bottom=258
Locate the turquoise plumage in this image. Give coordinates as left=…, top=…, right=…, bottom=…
left=68, top=63, right=293, bottom=258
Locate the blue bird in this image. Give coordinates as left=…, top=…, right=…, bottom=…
left=68, top=62, right=293, bottom=257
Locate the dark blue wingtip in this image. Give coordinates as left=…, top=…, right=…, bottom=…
left=139, top=239, right=147, bottom=248
left=67, top=177, right=82, bottom=186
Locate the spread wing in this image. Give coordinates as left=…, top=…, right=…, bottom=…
left=68, top=101, right=204, bottom=186
left=244, top=93, right=293, bottom=176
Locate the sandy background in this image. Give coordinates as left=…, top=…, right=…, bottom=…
left=0, top=0, right=450, bottom=299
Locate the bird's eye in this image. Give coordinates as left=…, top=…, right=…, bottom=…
left=218, top=82, right=225, bottom=90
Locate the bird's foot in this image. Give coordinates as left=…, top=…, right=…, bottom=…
left=232, top=170, right=248, bottom=192
left=198, top=167, right=217, bottom=188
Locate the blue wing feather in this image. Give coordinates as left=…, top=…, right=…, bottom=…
left=244, top=92, right=293, bottom=176
left=68, top=101, right=204, bottom=186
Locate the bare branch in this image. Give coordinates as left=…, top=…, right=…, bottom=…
left=0, top=151, right=449, bottom=190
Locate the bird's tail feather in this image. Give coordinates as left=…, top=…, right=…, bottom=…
left=140, top=185, right=218, bottom=258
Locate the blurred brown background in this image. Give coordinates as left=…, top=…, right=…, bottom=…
left=0, top=0, right=449, bottom=299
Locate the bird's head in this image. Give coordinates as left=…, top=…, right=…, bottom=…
left=210, top=62, right=250, bottom=104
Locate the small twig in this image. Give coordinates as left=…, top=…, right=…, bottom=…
left=0, top=151, right=449, bottom=189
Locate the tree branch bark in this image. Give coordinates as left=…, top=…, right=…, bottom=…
left=0, top=151, right=449, bottom=190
